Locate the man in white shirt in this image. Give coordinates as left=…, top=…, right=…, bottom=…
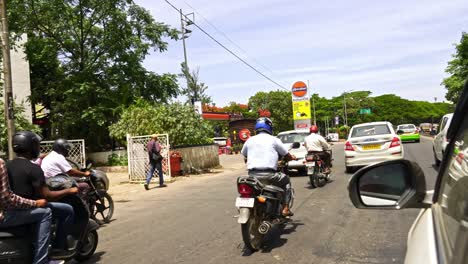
left=241, top=118, right=296, bottom=216
left=41, top=139, right=90, bottom=195
left=304, top=125, right=331, bottom=173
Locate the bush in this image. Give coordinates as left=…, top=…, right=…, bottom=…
left=107, top=153, right=128, bottom=166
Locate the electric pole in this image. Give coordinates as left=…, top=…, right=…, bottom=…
left=307, top=80, right=317, bottom=125
left=180, top=9, right=194, bottom=103
left=0, top=0, right=15, bottom=159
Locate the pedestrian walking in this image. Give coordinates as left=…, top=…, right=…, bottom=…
left=144, top=134, right=167, bottom=190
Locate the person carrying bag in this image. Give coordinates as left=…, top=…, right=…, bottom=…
left=144, top=134, right=167, bottom=190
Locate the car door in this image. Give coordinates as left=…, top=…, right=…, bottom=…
left=407, top=99, right=468, bottom=263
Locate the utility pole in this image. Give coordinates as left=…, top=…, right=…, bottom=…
left=307, top=80, right=316, bottom=125
left=0, top=0, right=15, bottom=159
left=343, top=93, right=348, bottom=127
left=180, top=9, right=195, bottom=103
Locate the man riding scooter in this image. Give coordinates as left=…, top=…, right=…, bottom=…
left=7, top=131, right=78, bottom=259
left=241, top=117, right=296, bottom=217
left=304, top=125, right=332, bottom=174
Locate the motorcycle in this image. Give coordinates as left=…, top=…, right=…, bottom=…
left=0, top=177, right=100, bottom=263
left=68, top=160, right=114, bottom=224
left=235, top=142, right=299, bottom=251
left=305, top=150, right=332, bottom=188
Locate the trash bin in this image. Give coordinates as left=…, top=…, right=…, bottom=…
left=170, top=152, right=182, bottom=176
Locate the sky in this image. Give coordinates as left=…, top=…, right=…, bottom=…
left=134, top=0, right=468, bottom=106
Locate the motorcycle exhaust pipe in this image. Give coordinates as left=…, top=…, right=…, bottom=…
left=258, top=221, right=272, bottom=235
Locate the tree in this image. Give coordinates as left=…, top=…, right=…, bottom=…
left=8, top=0, right=180, bottom=149
left=248, top=91, right=293, bottom=134
left=442, top=32, right=468, bottom=103
left=180, top=63, right=211, bottom=104
left=109, top=99, right=213, bottom=147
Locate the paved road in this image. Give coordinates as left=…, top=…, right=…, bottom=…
left=80, top=137, right=438, bottom=264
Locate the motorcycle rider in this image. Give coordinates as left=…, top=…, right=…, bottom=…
left=7, top=131, right=78, bottom=257
left=241, top=117, right=296, bottom=217
left=41, top=139, right=91, bottom=197
left=304, top=125, right=332, bottom=174
left=0, top=156, right=53, bottom=264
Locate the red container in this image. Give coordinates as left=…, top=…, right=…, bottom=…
left=170, top=152, right=182, bottom=176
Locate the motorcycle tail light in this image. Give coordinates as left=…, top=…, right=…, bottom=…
left=390, top=137, right=401, bottom=148
left=238, top=184, right=254, bottom=197
left=306, top=156, right=315, bottom=161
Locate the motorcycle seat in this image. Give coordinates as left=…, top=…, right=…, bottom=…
left=0, top=225, right=31, bottom=238
left=263, top=185, right=284, bottom=193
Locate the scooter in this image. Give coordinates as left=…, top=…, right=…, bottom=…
left=0, top=177, right=100, bottom=263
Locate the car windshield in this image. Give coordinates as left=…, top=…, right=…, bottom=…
left=398, top=125, right=415, bottom=130
left=351, top=125, right=391, bottom=138
left=277, top=133, right=308, bottom=143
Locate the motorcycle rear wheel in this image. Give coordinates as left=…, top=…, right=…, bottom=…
left=241, top=214, right=264, bottom=251
left=312, top=165, right=327, bottom=187
left=74, top=230, right=98, bottom=261
left=90, top=192, right=114, bottom=223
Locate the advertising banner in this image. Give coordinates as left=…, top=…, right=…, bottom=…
left=291, top=81, right=311, bottom=131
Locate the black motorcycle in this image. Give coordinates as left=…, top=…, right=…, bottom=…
left=68, top=160, right=114, bottom=224
left=235, top=142, right=299, bottom=251
left=0, top=178, right=99, bottom=263
left=305, top=150, right=332, bottom=188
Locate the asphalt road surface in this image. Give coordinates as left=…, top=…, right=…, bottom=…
left=79, top=136, right=438, bottom=264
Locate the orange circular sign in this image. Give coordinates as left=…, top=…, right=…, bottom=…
left=239, top=129, right=251, bottom=142
left=292, top=81, right=308, bottom=97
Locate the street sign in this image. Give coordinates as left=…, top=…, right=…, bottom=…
left=359, top=108, right=371, bottom=115
left=291, top=81, right=311, bottom=131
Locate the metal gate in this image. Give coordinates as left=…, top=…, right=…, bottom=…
left=126, top=134, right=171, bottom=183
left=40, top=139, right=86, bottom=168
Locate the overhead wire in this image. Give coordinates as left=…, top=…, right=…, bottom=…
left=163, top=0, right=289, bottom=91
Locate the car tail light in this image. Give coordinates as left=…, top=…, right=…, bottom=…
left=390, top=137, right=401, bottom=148
left=345, top=141, right=354, bottom=151
left=238, top=184, right=254, bottom=198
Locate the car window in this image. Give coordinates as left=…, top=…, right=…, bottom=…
left=439, top=117, right=448, bottom=134
left=277, top=133, right=308, bottom=143
left=351, top=125, right=391, bottom=138
left=397, top=125, right=415, bottom=130
left=436, top=113, right=468, bottom=257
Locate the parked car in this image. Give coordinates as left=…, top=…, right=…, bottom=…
left=277, top=130, right=309, bottom=173
left=396, top=124, right=420, bottom=143
left=347, top=81, right=468, bottom=264
left=433, top=113, right=454, bottom=166
left=344, top=121, right=404, bottom=173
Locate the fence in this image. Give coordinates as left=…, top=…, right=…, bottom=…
left=173, top=144, right=220, bottom=173
left=40, top=139, right=86, bottom=168
left=126, top=134, right=171, bottom=183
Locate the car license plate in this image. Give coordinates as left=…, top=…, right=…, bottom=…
left=235, top=197, right=255, bottom=208
left=362, top=144, right=381, bottom=150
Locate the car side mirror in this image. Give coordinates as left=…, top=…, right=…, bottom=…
left=348, top=159, right=429, bottom=209
left=291, top=142, right=301, bottom=149
left=396, top=130, right=404, bottom=135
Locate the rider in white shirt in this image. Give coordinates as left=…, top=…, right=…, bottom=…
left=304, top=125, right=332, bottom=173
left=241, top=118, right=296, bottom=216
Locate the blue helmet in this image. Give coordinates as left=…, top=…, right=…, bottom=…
left=255, top=117, right=273, bottom=135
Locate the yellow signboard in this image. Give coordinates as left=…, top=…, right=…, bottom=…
left=293, top=101, right=311, bottom=120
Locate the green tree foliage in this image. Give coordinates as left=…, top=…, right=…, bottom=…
left=0, top=102, right=40, bottom=153
left=248, top=91, right=292, bottom=134
left=180, top=63, right=211, bottom=104
left=8, top=0, right=180, bottom=149
left=109, top=99, right=213, bottom=147
left=442, top=32, right=468, bottom=103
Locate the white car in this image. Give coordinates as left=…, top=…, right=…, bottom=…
left=347, top=83, right=468, bottom=264
left=277, top=130, right=309, bottom=172
left=345, top=121, right=404, bottom=173
left=433, top=113, right=454, bottom=166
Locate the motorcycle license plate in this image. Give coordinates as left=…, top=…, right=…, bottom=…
left=236, top=197, right=255, bottom=208
left=307, top=166, right=314, bottom=174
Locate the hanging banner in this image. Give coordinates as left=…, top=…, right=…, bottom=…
left=291, top=81, right=311, bottom=131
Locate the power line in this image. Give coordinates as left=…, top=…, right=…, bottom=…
left=163, top=0, right=288, bottom=91
left=181, top=0, right=277, bottom=76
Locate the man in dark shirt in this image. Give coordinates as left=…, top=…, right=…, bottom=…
left=7, top=131, right=78, bottom=255
left=144, top=134, right=167, bottom=190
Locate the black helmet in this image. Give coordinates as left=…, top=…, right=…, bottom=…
left=13, top=131, right=42, bottom=159
left=52, top=138, right=73, bottom=157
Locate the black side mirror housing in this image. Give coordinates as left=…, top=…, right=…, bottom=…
left=348, top=159, right=429, bottom=209
left=291, top=142, right=301, bottom=149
